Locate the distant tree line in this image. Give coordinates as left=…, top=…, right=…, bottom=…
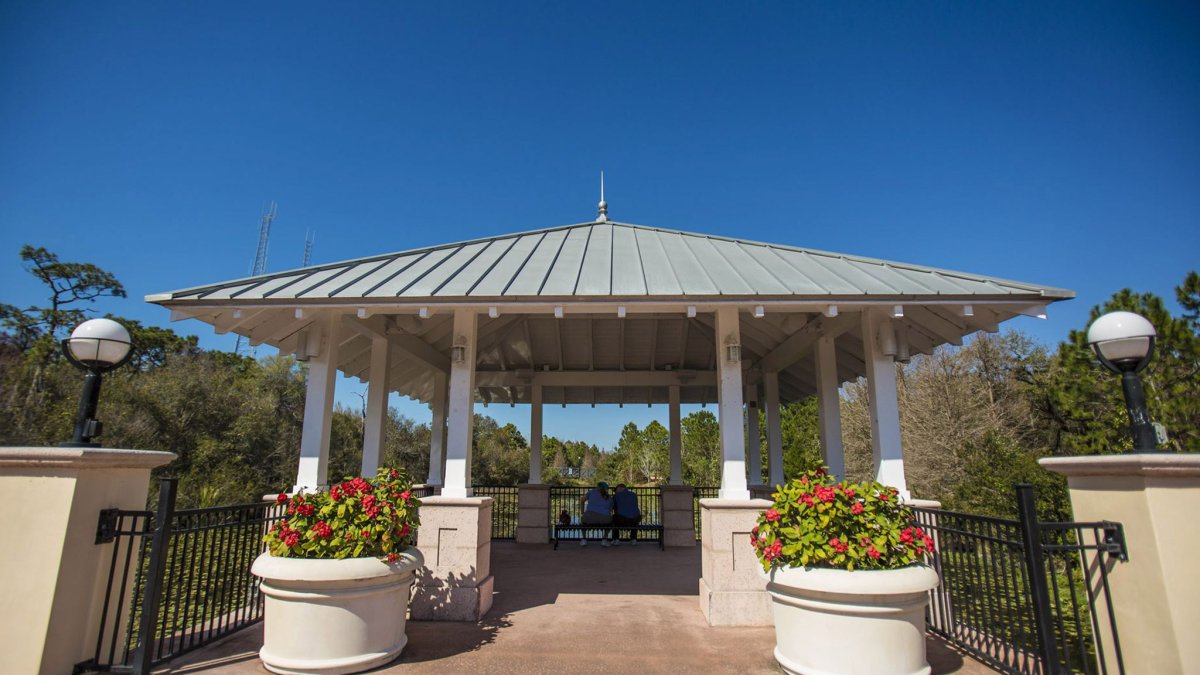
left=2, top=245, right=1196, bottom=518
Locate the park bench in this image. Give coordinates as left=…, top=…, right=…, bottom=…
left=552, top=523, right=664, bottom=550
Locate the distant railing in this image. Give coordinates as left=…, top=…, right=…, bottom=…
left=549, top=485, right=663, bottom=543
left=472, top=485, right=519, bottom=540
left=76, top=479, right=285, bottom=674
left=914, top=485, right=1125, bottom=675
left=692, top=486, right=719, bottom=540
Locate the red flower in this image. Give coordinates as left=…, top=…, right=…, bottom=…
left=276, top=493, right=288, bottom=504
left=400, top=490, right=412, bottom=502
left=362, top=494, right=377, bottom=512
left=330, top=486, right=343, bottom=501
left=900, top=528, right=915, bottom=545
left=851, top=503, right=864, bottom=515
left=867, top=545, right=881, bottom=559
left=386, top=552, right=399, bottom=563
left=844, top=488, right=856, bottom=498
left=297, top=503, right=315, bottom=517
left=815, top=486, right=836, bottom=503
left=765, top=509, right=780, bottom=522
left=283, top=531, right=301, bottom=548
left=797, top=493, right=814, bottom=507
left=311, top=521, right=333, bottom=539
left=399, top=524, right=411, bottom=537
left=390, top=469, right=399, bottom=479
left=362, top=529, right=371, bottom=538
left=878, top=491, right=892, bottom=502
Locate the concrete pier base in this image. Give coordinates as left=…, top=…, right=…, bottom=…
left=515, top=484, right=550, bottom=545
left=698, top=498, right=773, bottom=626
left=412, top=496, right=495, bottom=621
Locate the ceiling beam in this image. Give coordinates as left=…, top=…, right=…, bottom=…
left=756, top=312, right=858, bottom=373
left=474, top=369, right=717, bottom=388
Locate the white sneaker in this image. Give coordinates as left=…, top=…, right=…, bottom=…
left=580, top=538, right=587, bottom=547
left=601, top=539, right=611, bottom=548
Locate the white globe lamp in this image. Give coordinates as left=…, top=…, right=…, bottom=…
left=1086, top=311, right=1158, bottom=452
left=62, top=318, right=134, bottom=447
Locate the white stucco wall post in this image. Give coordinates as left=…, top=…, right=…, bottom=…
left=814, top=334, right=846, bottom=480
left=360, top=334, right=390, bottom=476
left=0, top=448, right=176, bottom=675
left=529, top=383, right=543, bottom=484
left=763, top=371, right=784, bottom=487
left=427, top=372, right=447, bottom=487
left=442, top=309, right=477, bottom=499
left=294, top=315, right=340, bottom=493
left=745, top=385, right=763, bottom=486
left=668, top=384, right=682, bottom=485
left=861, top=311, right=908, bottom=497
left=715, top=307, right=749, bottom=500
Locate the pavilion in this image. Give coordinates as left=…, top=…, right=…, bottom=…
left=148, top=204, right=1073, bottom=622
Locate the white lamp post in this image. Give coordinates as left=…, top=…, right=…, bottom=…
left=1086, top=311, right=1158, bottom=452
left=61, top=318, right=133, bottom=447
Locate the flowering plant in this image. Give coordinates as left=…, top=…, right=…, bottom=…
left=264, top=466, right=421, bottom=561
left=751, top=467, right=935, bottom=572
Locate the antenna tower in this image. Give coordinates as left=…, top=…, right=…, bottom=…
left=236, top=201, right=276, bottom=354
left=303, top=229, right=315, bottom=267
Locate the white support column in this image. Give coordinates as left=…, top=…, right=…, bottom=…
left=715, top=307, right=749, bottom=500
left=861, top=311, right=909, bottom=498
left=745, top=385, right=763, bottom=486
left=360, top=334, right=390, bottom=477
left=443, top=309, right=478, bottom=498
left=668, top=384, right=682, bottom=485
left=763, top=371, right=784, bottom=487
left=294, top=315, right=340, bottom=493
left=529, top=383, right=543, bottom=484
left=814, top=334, right=846, bottom=480
left=427, top=372, right=447, bottom=486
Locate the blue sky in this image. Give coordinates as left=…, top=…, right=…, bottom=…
left=2, top=2, right=1197, bottom=448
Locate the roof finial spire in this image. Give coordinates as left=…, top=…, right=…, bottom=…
left=597, top=171, right=608, bottom=223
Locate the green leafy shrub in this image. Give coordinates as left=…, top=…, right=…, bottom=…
left=264, top=466, right=421, bottom=560
left=751, top=467, right=934, bottom=572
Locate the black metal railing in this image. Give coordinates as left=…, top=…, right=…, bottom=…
left=549, top=486, right=663, bottom=542
left=473, top=485, right=519, bottom=540
left=914, top=485, right=1125, bottom=675
left=692, top=486, right=719, bottom=540
left=77, top=479, right=285, bottom=674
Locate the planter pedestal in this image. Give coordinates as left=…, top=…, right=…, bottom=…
left=252, top=549, right=424, bottom=675
left=764, top=564, right=939, bottom=675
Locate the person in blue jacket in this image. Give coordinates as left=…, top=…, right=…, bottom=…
left=610, top=483, right=642, bottom=546
left=579, top=481, right=613, bottom=547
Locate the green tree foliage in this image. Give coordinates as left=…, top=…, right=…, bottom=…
left=1038, top=274, right=1200, bottom=454
left=682, top=409, right=720, bottom=486
left=0, top=245, right=126, bottom=353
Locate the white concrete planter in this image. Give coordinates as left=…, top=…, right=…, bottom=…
left=251, top=549, right=424, bottom=675
left=763, top=563, right=940, bottom=675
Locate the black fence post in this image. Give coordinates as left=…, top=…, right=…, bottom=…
left=130, top=478, right=177, bottom=675
left=1016, top=483, right=1061, bottom=675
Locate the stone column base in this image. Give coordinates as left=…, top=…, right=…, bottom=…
left=699, top=498, right=773, bottom=626
left=516, top=484, right=550, bottom=544
left=660, top=485, right=697, bottom=547
left=412, top=496, right=494, bottom=621
left=749, top=484, right=775, bottom=500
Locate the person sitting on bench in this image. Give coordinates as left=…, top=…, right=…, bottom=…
left=579, top=481, right=613, bottom=547
left=610, top=483, right=642, bottom=546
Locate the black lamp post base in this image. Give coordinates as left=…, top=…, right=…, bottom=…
left=60, top=441, right=102, bottom=448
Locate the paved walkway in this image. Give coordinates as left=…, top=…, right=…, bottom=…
left=156, top=541, right=991, bottom=675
